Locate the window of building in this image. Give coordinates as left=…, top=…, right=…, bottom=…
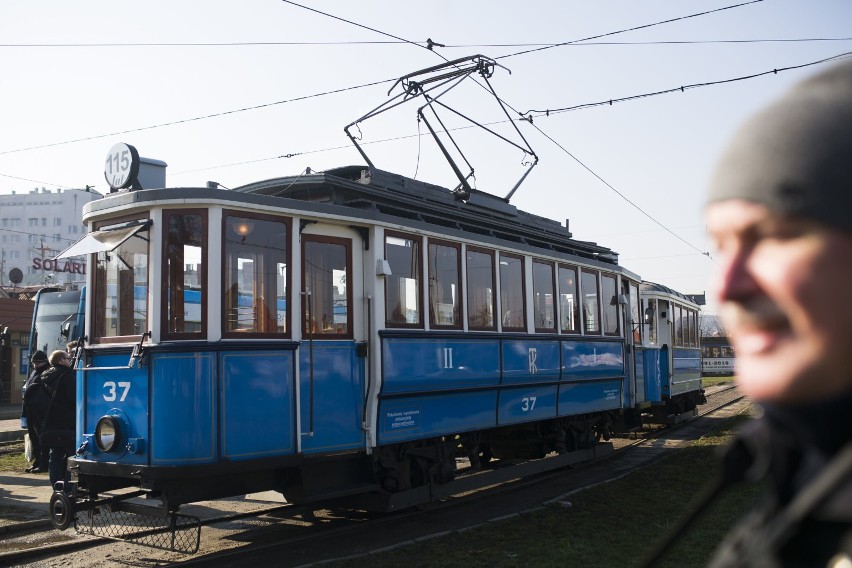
left=499, top=253, right=525, bottom=331
left=385, top=232, right=422, bottom=327
left=11, top=219, right=20, bottom=228
left=302, top=235, right=351, bottom=337
left=428, top=240, right=462, bottom=328
left=68, top=225, right=78, bottom=234
left=53, top=217, right=62, bottom=226
left=532, top=260, right=555, bottom=332
left=601, top=273, right=619, bottom=336
left=222, top=211, right=289, bottom=337
left=466, top=247, right=495, bottom=330
left=558, top=265, right=580, bottom=334
left=28, top=218, right=38, bottom=227
left=93, top=217, right=150, bottom=342
left=162, top=209, right=207, bottom=339
left=53, top=234, right=61, bottom=242
left=41, top=218, right=47, bottom=226
left=581, top=269, right=601, bottom=335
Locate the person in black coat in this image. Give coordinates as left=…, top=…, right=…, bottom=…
left=39, top=350, right=76, bottom=487
left=22, top=350, right=50, bottom=473
left=704, top=59, right=852, bottom=566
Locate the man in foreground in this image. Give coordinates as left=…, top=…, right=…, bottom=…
left=705, top=59, right=852, bottom=565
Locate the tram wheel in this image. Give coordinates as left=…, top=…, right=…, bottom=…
left=49, top=491, right=74, bottom=531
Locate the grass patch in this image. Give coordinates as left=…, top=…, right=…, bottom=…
left=332, top=414, right=760, bottom=568
left=0, top=442, right=28, bottom=473
left=702, top=376, right=736, bottom=388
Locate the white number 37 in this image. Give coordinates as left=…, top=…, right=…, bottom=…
left=103, top=381, right=131, bottom=402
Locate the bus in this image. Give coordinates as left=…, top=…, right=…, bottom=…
left=701, top=336, right=735, bottom=377
left=28, top=287, right=85, bottom=360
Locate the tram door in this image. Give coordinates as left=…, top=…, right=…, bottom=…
left=298, top=228, right=366, bottom=454
left=658, top=300, right=673, bottom=391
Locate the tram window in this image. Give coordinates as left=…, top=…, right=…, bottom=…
left=674, top=305, right=684, bottom=346
left=601, top=273, right=619, bottom=336
left=499, top=253, right=525, bottom=331
left=222, top=212, right=289, bottom=337
left=92, top=217, right=149, bottom=342
left=466, top=247, right=496, bottom=330
left=558, top=265, right=580, bottom=334
left=162, top=209, right=207, bottom=339
left=684, top=308, right=691, bottom=347
left=428, top=240, right=462, bottom=328
left=692, top=311, right=699, bottom=347
left=629, top=282, right=641, bottom=343
left=581, top=269, right=600, bottom=335
left=303, top=236, right=351, bottom=337
left=385, top=233, right=422, bottom=328
left=646, top=299, right=658, bottom=345
left=532, top=260, right=556, bottom=332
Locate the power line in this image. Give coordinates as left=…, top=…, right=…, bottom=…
left=4, top=36, right=849, bottom=49
left=495, top=0, right=766, bottom=60
left=523, top=51, right=852, bottom=117
left=0, top=40, right=414, bottom=47
left=280, top=0, right=426, bottom=51
left=528, top=121, right=711, bottom=259
left=0, top=172, right=76, bottom=190
left=0, top=77, right=394, bottom=157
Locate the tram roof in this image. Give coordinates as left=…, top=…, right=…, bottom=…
left=83, top=165, right=633, bottom=271
left=640, top=281, right=700, bottom=307
left=235, top=166, right=621, bottom=266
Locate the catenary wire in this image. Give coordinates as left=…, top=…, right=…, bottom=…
left=493, top=0, right=765, bottom=60
left=524, top=51, right=852, bottom=117
left=0, top=77, right=395, bottom=157
left=2, top=37, right=851, bottom=49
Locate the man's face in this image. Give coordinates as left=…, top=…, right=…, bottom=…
left=706, top=199, right=852, bottom=405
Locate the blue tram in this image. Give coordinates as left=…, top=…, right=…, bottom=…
left=50, top=164, right=703, bottom=543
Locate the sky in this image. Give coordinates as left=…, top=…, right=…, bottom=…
left=2, top=0, right=851, bottom=313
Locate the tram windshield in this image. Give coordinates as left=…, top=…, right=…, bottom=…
left=92, top=218, right=150, bottom=341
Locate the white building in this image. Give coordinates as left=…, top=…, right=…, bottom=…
left=0, top=187, right=102, bottom=288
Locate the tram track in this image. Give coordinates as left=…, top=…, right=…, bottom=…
left=0, top=384, right=746, bottom=567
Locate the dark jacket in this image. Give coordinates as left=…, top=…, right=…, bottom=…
left=710, top=394, right=852, bottom=567
left=38, top=364, right=76, bottom=433
left=21, top=363, right=48, bottom=419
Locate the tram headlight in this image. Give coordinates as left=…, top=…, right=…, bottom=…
left=94, top=416, right=121, bottom=452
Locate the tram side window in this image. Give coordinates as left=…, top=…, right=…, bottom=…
left=691, top=311, right=699, bottom=347
left=645, top=299, right=658, bottom=345
left=499, top=253, right=525, bottom=331
left=428, top=241, right=462, bottom=328
left=222, top=212, right=289, bottom=337
left=581, top=269, right=601, bottom=335
left=93, top=218, right=149, bottom=341
left=674, top=305, right=684, bottom=346
left=467, top=247, right=496, bottom=330
left=629, top=282, right=641, bottom=343
left=163, top=210, right=207, bottom=339
left=532, top=260, right=555, bottom=332
left=601, top=273, right=619, bottom=336
left=385, top=233, right=422, bottom=327
left=303, top=236, right=351, bottom=337
left=558, top=264, right=580, bottom=334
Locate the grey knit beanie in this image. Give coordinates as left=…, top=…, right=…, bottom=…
left=707, top=58, right=852, bottom=233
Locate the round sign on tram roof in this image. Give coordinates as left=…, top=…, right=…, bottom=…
left=104, top=143, right=140, bottom=190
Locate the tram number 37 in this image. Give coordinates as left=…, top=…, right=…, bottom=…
left=521, top=396, right=537, bottom=412
left=103, top=381, right=131, bottom=402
